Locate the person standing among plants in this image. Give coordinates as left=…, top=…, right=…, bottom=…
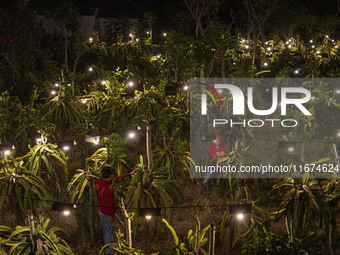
left=95, top=166, right=137, bottom=255
left=203, top=134, right=227, bottom=196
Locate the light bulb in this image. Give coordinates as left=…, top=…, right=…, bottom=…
left=89, top=66, right=93, bottom=72
left=310, top=39, right=313, bottom=43
left=55, top=83, right=59, bottom=87
left=4, top=150, right=10, bottom=156
left=51, top=90, right=56, bottom=95
left=128, top=81, right=134, bottom=87
left=245, top=45, right=249, bottom=49
left=236, top=213, right=244, bottom=220
left=145, top=215, right=152, bottom=220
left=183, top=85, right=189, bottom=91
left=163, top=33, right=167, bottom=37
left=264, top=62, right=268, bottom=67
left=288, top=147, right=294, bottom=152
left=63, top=146, right=70, bottom=151
left=89, top=37, right=93, bottom=42
left=294, top=69, right=299, bottom=74
left=128, top=132, right=136, bottom=138
left=63, top=210, right=70, bottom=216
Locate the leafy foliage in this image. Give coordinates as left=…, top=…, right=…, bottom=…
left=0, top=216, right=73, bottom=254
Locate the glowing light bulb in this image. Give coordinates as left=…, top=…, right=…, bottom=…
left=4, top=150, right=10, bottom=156
left=163, top=33, right=167, bottom=37
left=63, top=210, right=70, bottom=216
left=51, top=90, right=56, bottom=95
left=128, top=132, right=136, bottom=139
left=266, top=47, right=271, bottom=51
left=55, top=83, right=59, bottom=87
left=264, top=62, right=268, bottom=67
left=310, top=39, right=313, bottom=43
left=236, top=213, right=244, bottom=220
left=245, top=45, right=249, bottom=49
left=316, top=50, right=321, bottom=54
left=63, top=146, right=70, bottom=151
left=89, top=66, right=93, bottom=72
left=146, top=215, right=152, bottom=220
left=89, top=37, right=93, bottom=42
left=183, top=85, right=189, bottom=91
left=241, top=39, right=245, bottom=43
left=288, top=45, right=292, bottom=48
left=294, top=69, right=299, bottom=74
left=136, top=38, right=139, bottom=42
left=128, top=81, right=134, bottom=87
left=288, top=147, right=294, bottom=152
left=312, top=45, right=315, bottom=48
left=156, top=54, right=161, bottom=59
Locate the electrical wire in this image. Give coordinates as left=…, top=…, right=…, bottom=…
left=0, top=190, right=336, bottom=211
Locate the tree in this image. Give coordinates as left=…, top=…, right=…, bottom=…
left=0, top=157, right=50, bottom=224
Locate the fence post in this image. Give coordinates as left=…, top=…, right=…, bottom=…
left=209, top=223, right=216, bottom=255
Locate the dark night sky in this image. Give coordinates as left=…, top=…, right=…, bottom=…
left=78, top=0, right=185, bottom=17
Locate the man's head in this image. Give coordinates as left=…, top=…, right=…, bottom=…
left=101, top=166, right=114, bottom=179
left=215, top=134, right=222, bottom=146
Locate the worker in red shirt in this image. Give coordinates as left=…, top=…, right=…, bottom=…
left=95, top=166, right=137, bottom=255
left=203, top=134, right=227, bottom=196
